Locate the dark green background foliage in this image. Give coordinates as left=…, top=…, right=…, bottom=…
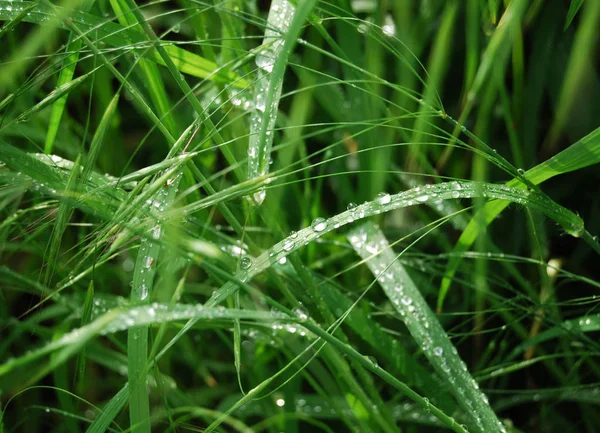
left=1, top=0, right=599, bottom=432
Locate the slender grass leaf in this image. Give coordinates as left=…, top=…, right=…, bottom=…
left=438, top=126, right=600, bottom=311
left=348, top=221, right=504, bottom=433
left=248, top=0, right=317, bottom=204
left=564, top=0, right=585, bottom=30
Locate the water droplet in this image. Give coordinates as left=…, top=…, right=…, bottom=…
left=416, top=194, right=429, bottom=202
left=240, top=257, right=252, bottom=270
left=401, top=296, right=412, bottom=306
left=517, top=168, right=525, bottom=175
left=256, top=48, right=275, bottom=73
left=139, top=284, right=148, bottom=300
left=433, top=347, right=443, bottom=356
left=173, top=23, right=181, bottom=33
left=283, top=239, right=294, bottom=251
left=347, top=202, right=357, bottom=211
left=311, top=217, right=327, bottom=232
left=375, top=192, right=391, bottom=205
left=289, top=230, right=298, bottom=239
left=365, top=355, right=378, bottom=367
left=278, top=256, right=287, bottom=265
left=276, top=398, right=285, bottom=407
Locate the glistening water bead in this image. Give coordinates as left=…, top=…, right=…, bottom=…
left=240, top=257, right=252, bottom=270
left=311, top=217, right=328, bottom=232
left=375, top=192, right=391, bottom=205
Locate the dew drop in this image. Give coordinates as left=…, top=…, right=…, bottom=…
left=347, top=202, right=357, bottom=211
left=311, top=217, right=328, bottom=232
left=240, top=256, right=252, bottom=270
left=375, top=192, right=391, bottom=205
left=401, top=296, right=412, bottom=306
left=283, top=239, right=294, bottom=251
left=433, top=347, right=443, bottom=356
left=139, top=284, right=148, bottom=300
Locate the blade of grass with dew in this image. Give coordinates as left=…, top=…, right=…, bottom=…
left=0, top=304, right=289, bottom=378
left=207, top=180, right=583, bottom=307
left=127, top=167, right=184, bottom=433
left=248, top=0, right=317, bottom=204
left=0, top=1, right=249, bottom=87
left=438, top=125, right=600, bottom=311
left=507, top=314, right=600, bottom=360
left=347, top=221, right=504, bottom=433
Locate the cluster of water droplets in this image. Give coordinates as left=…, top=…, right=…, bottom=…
left=247, top=0, right=295, bottom=204
left=133, top=169, right=183, bottom=303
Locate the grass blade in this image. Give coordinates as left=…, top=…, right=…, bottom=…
left=564, top=0, right=585, bottom=30
left=248, top=0, right=317, bottom=204
left=347, top=221, right=504, bottom=433
left=438, top=125, right=600, bottom=311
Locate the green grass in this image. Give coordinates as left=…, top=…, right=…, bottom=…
left=1, top=1, right=600, bottom=432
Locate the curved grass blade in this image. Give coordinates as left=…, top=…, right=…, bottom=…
left=347, top=221, right=504, bottom=433
left=209, top=180, right=583, bottom=307
left=247, top=0, right=317, bottom=204
left=0, top=304, right=286, bottom=377
left=507, top=314, right=600, bottom=360
left=438, top=125, right=600, bottom=311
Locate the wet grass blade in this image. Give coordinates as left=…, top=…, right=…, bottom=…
left=438, top=125, right=600, bottom=311
left=248, top=0, right=317, bottom=204
left=0, top=2, right=36, bottom=40
left=348, top=221, right=504, bottom=433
